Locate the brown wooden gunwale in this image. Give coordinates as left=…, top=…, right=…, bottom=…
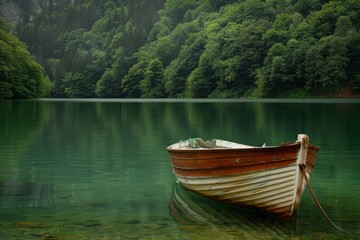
left=167, top=142, right=320, bottom=154
left=168, top=143, right=319, bottom=178
left=169, top=145, right=319, bottom=164
left=172, top=160, right=297, bottom=177
left=171, top=154, right=298, bottom=169
left=167, top=142, right=301, bottom=156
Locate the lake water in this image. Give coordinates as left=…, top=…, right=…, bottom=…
left=0, top=99, right=359, bottom=239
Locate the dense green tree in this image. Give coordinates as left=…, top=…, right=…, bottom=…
left=0, top=17, right=52, bottom=99
left=305, top=35, right=348, bottom=92
left=121, top=61, right=147, bottom=98
left=95, top=68, right=119, bottom=97
left=161, top=0, right=200, bottom=24
left=261, top=38, right=311, bottom=96
left=63, top=72, right=95, bottom=97
left=187, top=67, right=215, bottom=98
left=209, top=0, right=237, bottom=10
left=261, top=43, right=289, bottom=96
left=292, top=0, right=322, bottom=16
left=164, top=33, right=206, bottom=97
left=140, top=59, right=165, bottom=98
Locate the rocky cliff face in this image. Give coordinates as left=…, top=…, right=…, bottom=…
left=0, top=0, right=43, bottom=25
left=0, top=1, right=21, bottom=25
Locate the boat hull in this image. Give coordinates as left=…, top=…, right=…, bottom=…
left=167, top=134, right=320, bottom=218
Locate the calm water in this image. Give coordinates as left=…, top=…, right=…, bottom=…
left=0, top=99, right=359, bottom=239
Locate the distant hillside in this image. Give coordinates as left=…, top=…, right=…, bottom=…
left=1, top=0, right=359, bottom=98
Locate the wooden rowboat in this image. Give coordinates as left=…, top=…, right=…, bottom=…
left=166, top=134, right=320, bottom=218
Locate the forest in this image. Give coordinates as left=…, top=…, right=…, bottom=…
left=1, top=0, right=360, bottom=98
left=0, top=17, right=51, bottom=98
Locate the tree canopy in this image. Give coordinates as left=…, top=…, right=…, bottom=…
left=4, top=0, right=360, bottom=98
left=0, top=17, right=52, bottom=99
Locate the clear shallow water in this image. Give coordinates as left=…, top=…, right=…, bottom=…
left=0, top=99, right=359, bottom=239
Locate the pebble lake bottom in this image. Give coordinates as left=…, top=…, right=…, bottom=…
left=0, top=99, right=359, bottom=239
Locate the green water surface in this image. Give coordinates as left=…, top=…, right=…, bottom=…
left=0, top=99, right=359, bottom=239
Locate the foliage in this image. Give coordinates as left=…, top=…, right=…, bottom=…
left=95, top=68, right=119, bottom=98
left=121, top=60, right=146, bottom=98
left=0, top=17, right=52, bottom=99
left=6, top=0, right=360, bottom=98
left=63, top=72, right=95, bottom=98
left=140, top=59, right=166, bottom=98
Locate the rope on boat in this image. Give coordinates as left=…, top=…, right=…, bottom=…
left=299, top=164, right=351, bottom=236
left=181, top=138, right=218, bottom=148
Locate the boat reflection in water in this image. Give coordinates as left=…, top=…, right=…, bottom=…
left=169, top=181, right=299, bottom=239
